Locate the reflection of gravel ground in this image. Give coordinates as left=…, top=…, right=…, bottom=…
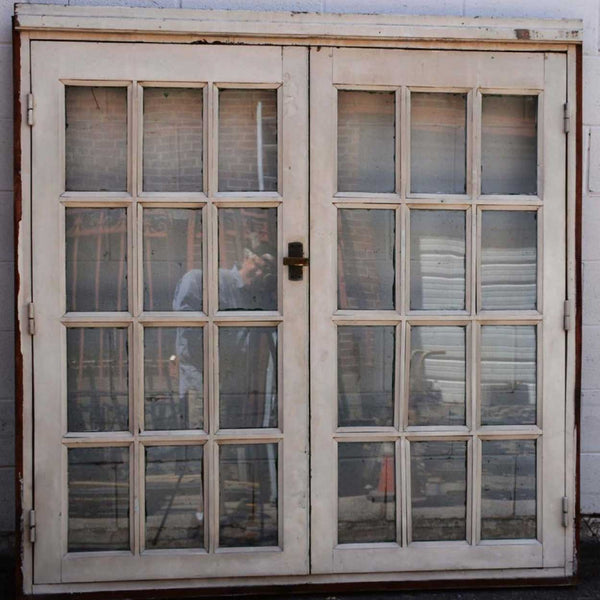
left=1, top=523, right=599, bottom=599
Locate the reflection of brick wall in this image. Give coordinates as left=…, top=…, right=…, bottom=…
left=337, top=91, right=395, bottom=193
left=218, top=89, right=277, bottom=192
left=143, top=88, right=203, bottom=192
left=66, top=87, right=127, bottom=192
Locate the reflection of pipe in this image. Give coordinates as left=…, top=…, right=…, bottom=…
left=410, top=349, right=446, bottom=391
left=256, top=101, right=264, bottom=191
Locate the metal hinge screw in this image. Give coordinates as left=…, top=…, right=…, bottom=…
left=29, top=509, right=36, bottom=543
left=563, top=299, right=573, bottom=332
left=563, top=102, right=571, bottom=134
left=28, top=302, right=35, bottom=335
left=562, top=497, right=569, bottom=528
left=27, top=93, right=34, bottom=127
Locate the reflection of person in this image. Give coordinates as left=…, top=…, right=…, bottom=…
left=172, top=245, right=277, bottom=414
left=172, top=247, right=276, bottom=313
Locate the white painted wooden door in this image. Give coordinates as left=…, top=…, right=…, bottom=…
left=310, top=48, right=569, bottom=575
left=31, top=41, right=309, bottom=584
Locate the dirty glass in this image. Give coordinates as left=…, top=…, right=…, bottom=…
left=338, top=442, right=395, bottom=544
left=66, top=86, right=127, bottom=192
left=338, top=90, right=395, bottom=193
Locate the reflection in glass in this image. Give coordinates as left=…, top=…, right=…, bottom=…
left=66, top=208, right=128, bottom=312
left=411, top=93, right=466, bottom=194
left=219, top=444, right=278, bottom=547
left=67, top=328, right=128, bottom=432
left=68, top=447, right=129, bottom=552
left=338, top=443, right=395, bottom=544
left=409, top=326, right=466, bottom=426
left=410, top=210, right=466, bottom=310
left=410, top=441, right=467, bottom=541
left=337, top=91, right=395, bottom=193
left=65, top=86, right=127, bottom=192
left=144, top=327, right=203, bottom=431
left=481, top=326, right=536, bottom=426
left=482, top=95, right=537, bottom=195
left=144, top=208, right=203, bottom=311
left=338, top=209, right=395, bottom=310
left=219, top=89, right=277, bottom=192
left=218, top=209, right=277, bottom=311
left=481, top=440, right=536, bottom=539
left=481, top=211, right=537, bottom=310
left=145, top=445, right=204, bottom=549
left=220, top=327, right=277, bottom=429
left=338, top=326, right=394, bottom=427
left=143, top=87, right=203, bottom=192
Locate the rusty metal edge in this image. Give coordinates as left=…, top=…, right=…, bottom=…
left=574, top=42, right=583, bottom=579
left=12, top=15, right=24, bottom=600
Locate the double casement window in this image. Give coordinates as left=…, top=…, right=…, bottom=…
left=15, top=6, right=579, bottom=595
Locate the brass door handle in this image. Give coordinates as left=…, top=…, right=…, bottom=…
left=283, top=242, right=309, bottom=280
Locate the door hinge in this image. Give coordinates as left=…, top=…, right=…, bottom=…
left=28, top=509, right=36, bottom=543
left=27, top=93, right=34, bottom=127
left=563, top=102, right=571, bottom=134
left=563, top=299, right=574, bottom=332
left=28, top=302, right=35, bottom=335
left=562, top=496, right=569, bottom=528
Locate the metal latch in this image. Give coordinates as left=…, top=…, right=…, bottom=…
left=283, top=242, right=309, bottom=281
left=29, top=509, right=36, bottom=543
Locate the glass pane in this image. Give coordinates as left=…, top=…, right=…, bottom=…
left=143, top=87, right=203, bottom=192
left=482, top=95, right=537, bottom=195
left=338, top=209, right=395, bottom=310
left=65, top=86, right=127, bottom=192
left=338, top=326, right=394, bottom=427
left=410, top=441, right=467, bottom=542
left=481, top=326, right=536, bottom=426
left=66, top=208, right=128, bottom=312
left=411, top=93, right=466, bottom=194
left=145, top=445, right=204, bottom=549
left=68, top=447, right=129, bottom=552
left=144, top=327, right=203, bottom=431
left=219, top=327, right=277, bottom=429
left=409, top=326, right=466, bottom=426
left=218, top=89, right=277, bottom=192
left=338, top=442, right=395, bottom=544
left=481, top=440, right=536, bottom=540
left=337, top=91, right=395, bottom=193
left=67, top=328, right=128, bottom=432
left=218, top=208, right=277, bottom=311
left=144, top=208, right=203, bottom=311
left=219, top=443, right=278, bottom=547
left=481, top=211, right=537, bottom=310
left=410, top=210, right=466, bottom=310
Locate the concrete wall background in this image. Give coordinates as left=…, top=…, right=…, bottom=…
left=1, top=0, right=599, bottom=558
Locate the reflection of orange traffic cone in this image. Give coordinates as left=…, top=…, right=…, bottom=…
left=377, top=456, right=394, bottom=498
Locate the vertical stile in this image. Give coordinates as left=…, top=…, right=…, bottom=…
left=395, top=87, right=402, bottom=199
left=396, top=437, right=403, bottom=547
left=466, top=436, right=473, bottom=545
left=403, top=437, right=412, bottom=545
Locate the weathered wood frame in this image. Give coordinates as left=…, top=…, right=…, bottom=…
left=13, top=4, right=581, bottom=597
